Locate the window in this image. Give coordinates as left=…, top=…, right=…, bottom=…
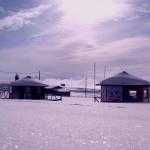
left=129, top=90, right=137, bottom=99
left=144, top=90, right=148, bottom=98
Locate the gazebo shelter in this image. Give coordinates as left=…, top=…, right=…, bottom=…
left=100, top=71, right=150, bottom=103
left=10, top=76, right=48, bottom=100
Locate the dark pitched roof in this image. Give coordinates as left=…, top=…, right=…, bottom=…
left=101, top=71, right=150, bottom=86
left=10, top=76, right=48, bottom=87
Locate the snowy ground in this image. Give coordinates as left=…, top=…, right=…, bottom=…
left=0, top=97, right=150, bottom=150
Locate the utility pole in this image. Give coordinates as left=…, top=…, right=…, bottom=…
left=94, top=63, right=96, bottom=98
left=104, top=65, right=107, bottom=79
left=38, top=70, right=41, bottom=80
left=85, top=75, right=87, bottom=97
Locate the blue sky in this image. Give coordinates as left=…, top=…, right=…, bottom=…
left=0, top=0, right=150, bottom=86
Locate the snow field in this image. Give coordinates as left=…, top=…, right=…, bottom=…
left=0, top=97, right=150, bottom=150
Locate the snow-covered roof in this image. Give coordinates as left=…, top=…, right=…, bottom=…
left=101, top=71, right=150, bottom=86
left=45, top=85, right=70, bottom=92
left=56, top=88, right=71, bottom=92
left=45, top=85, right=62, bottom=89
left=10, top=76, right=48, bottom=87
left=0, top=81, right=11, bottom=86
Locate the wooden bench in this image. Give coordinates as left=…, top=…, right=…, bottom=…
left=94, top=96, right=101, bottom=103
left=45, top=95, right=62, bottom=101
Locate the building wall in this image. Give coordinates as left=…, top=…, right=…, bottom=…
left=101, top=86, right=122, bottom=102
left=122, top=86, right=147, bottom=102
left=12, top=86, right=20, bottom=99
left=45, top=88, right=70, bottom=97
left=12, top=86, right=45, bottom=99
left=101, top=86, right=107, bottom=102
left=143, top=86, right=149, bottom=103
left=101, top=85, right=150, bottom=103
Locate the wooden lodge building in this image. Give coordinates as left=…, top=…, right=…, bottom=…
left=10, top=76, right=48, bottom=99
left=45, top=85, right=71, bottom=97
left=101, top=71, right=150, bottom=103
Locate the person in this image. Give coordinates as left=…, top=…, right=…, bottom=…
left=15, top=73, right=19, bottom=80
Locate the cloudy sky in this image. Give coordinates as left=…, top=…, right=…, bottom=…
left=0, top=0, right=150, bottom=87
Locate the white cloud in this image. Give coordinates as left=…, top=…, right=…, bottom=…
left=73, top=36, right=150, bottom=62
left=44, top=77, right=96, bottom=88
left=52, top=0, right=134, bottom=49
left=1, top=36, right=149, bottom=81
left=59, top=0, right=132, bottom=25
left=0, top=4, right=52, bottom=31
left=0, top=0, right=150, bottom=83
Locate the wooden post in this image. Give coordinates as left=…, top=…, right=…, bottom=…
left=104, top=65, right=107, bottom=79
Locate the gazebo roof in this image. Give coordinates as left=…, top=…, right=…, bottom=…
left=10, top=76, right=48, bottom=87
left=101, top=71, right=150, bottom=86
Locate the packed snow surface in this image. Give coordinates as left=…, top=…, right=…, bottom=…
left=0, top=97, right=150, bottom=150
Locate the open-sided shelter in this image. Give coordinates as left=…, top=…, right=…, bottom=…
left=101, top=71, right=150, bottom=102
